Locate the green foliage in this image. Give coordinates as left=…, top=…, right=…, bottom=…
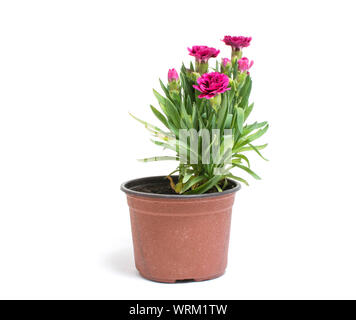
left=131, top=58, right=269, bottom=194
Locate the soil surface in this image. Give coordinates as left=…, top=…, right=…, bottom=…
left=131, top=177, right=236, bottom=195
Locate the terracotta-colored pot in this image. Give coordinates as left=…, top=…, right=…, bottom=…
left=121, top=176, right=240, bottom=283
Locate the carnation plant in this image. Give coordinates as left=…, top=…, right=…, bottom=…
left=131, top=35, right=269, bottom=194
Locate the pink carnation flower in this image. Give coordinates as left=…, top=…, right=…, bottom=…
left=168, top=68, right=179, bottom=82
left=222, top=58, right=231, bottom=67
left=222, top=36, right=252, bottom=51
left=187, top=46, right=220, bottom=63
left=193, top=72, right=230, bottom=99
left=238, top=57, right=254, bottom=72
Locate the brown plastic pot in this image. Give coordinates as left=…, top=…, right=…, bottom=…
left=121, top=176, right=241, bottom=283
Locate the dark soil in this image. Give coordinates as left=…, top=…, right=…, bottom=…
left=131, top=177, right=236, bottom=195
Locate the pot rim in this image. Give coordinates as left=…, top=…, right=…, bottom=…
left=121, top=175, right=241, bottom=199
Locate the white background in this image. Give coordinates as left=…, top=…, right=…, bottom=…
left=1, top=0, right=356, bottom=299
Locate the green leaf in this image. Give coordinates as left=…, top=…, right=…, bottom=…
left=244, top=123, right=269, bottom=143
left=180, top=176, right=206, bottom=193
left=244, top=103, right=254, bottom=121
left=192, top=103, right=198, bottom=128
left=150, top=105, right=169, bottom=129
left=153, top=89, right=180, bottom=128
left=180, top=102, right=191, bottom=128
left=237, top=143, right=268, bottom=152
left=237, top=75, right=251, bottom=109
left=227, top=174, right=249, bottom=186
left=186, top=95, right=193, bottom=114
left=224, top=113, right=233, bottom=128
left=185, top=175, right=223, bottom=194
left=182, top=172, right=194, bottom=183
left=151, top=139, right=177, bottom=152
left=233, top=163, right=261, bottom=180
left=247, top=143, right=269, bottom=161
left=232, top=59, right=238, bottom=79
left=159, top=79, right=170, bottom=98
left=243, top=121, right=267, bottom=136
left=138, top=156, right=179, bottom=162
left=234, top=124, right=269, bottom=151
left=217, top=99, right=228, bottom=130
left=153, top=89, right=167, bottom=108
left=129, top=113, right=169, bottom=135
left=241, top=78, right=252, bottom=109
left=167, top=120, right=179, bottom=137
left=233, top=154, right=250, bottom=167
left=237, top=107, right=244, bottom=134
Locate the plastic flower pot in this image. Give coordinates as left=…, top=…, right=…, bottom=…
left=121, top=176, right=241, bottom=283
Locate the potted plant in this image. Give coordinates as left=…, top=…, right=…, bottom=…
left=121, top=35, right=269, bottom=283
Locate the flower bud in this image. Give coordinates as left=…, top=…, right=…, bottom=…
left=222, top=58, right=231, bottom=68
left=238, top=57, right=254, bottom=73
left=167, top=69, right=179, bottom=93
left=168, top=68, right=179, bottom=82
left=221, top=58, right=231, bottom=74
